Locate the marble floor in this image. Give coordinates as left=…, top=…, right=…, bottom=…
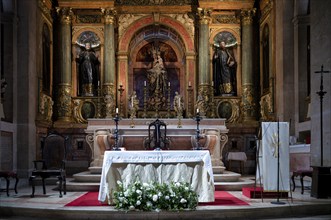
left=0, top=179, right=331, bottom=220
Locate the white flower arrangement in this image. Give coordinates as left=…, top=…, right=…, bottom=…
left=113, top=180, right=198, bottom=211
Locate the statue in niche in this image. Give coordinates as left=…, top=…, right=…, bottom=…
left=212, top=32, right=237, bottom=96
left=76, top=42, right=100, bottom=96
left=129, top=91, right=139, bottom=118
left=173, top=91, right=184, bottom=116
left=147, top=46, right=168, bottom=98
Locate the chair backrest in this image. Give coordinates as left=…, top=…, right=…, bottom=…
left=145, top=119, right=169, bottom=150
left=41, top=131, right=68, bottom=170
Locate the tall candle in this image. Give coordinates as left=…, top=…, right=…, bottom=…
left=197, top=108, right=199, bottom=113
left=211, top=81, right=214, bottom=86
left=168, top=82, right=171, bottom=87
left=189, top=81, right=191, bottom=87
left=116, top=108, right=118, bottom=113
left=144, top=81, right=146, bottom=86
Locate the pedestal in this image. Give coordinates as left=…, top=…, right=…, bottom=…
left=311, top=166, right=331, bottom=198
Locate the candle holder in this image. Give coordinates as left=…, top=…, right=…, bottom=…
left=142, top=84, right=147, bottom=118
left=209, top=84, right=216, bottom=118
left=187, top=85, right=193, bottom=118
left=193, top=111, right=203, bottom=150
left=118, top=85, right=124, bottom=118
left=112, top=112, right=121, bottom=151
left=167, top=83, right=171, bottom=118
left=96, top=84, right=102, bottom=118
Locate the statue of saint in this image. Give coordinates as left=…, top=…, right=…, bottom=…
left=173, top=91, right=184, bottom=116
left=212, top=41, right=237, bottom=96
left=129, top=91, right=139, bottom=118
left=147, top=47, right=168, bottom=97
left=76, top=42, right=100, bottom=96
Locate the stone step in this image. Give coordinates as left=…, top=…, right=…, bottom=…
left=212, top=166, right=226, bottom=174
left=213, top=171, right=241, bottom=182
left=214, top=177, right=255, bottom=191
left=66, top=180, right=100, bottom=192
left=72, top=171, right=101, bottom=182
left=89, top=167, right=102, bottom=174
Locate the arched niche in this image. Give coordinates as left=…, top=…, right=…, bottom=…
left=128, top=24, right=186, bottom=111
left=71, top=27, right=104, bottom=97
left=210, top=29, right=241, bottom=97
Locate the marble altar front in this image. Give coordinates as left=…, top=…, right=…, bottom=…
left=85, top=118, right=228, bottom=168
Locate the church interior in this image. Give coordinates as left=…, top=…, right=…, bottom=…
left=0, top=0, right=331, bottom=218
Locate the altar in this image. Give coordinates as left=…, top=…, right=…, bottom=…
left=85, top=118, right=229, bottom=168
left=98, top=150, right=215, bottom=203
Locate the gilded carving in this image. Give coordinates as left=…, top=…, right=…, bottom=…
left=197, top=7, right=212, bottom=25
left=101, top=8, right=117, bottom=25
left=241, top=85, right=256, bottom=120
left=260, top=93, right=272, bottom=121
left=72, top=99, right=85, bottom=123
left=76, top=15, right=102, bottom=24
left=213, top=14, right=240, bottom=24
left=38, top=0, right=52, bottom=21
left=56, top=7, right=74, bottom=25
left=260, top=0, right=273, bottom=23
left=39, top=93, right=54, bottom=122
left=217, top=98, right=240, bottom=123
left=118, top=14, right=144, bottom=37
left=240, top=9, right=256, bottom=25
left=195, top=86, right=210, bottom=117
left=115, top=0, right=194, bottom=6
left=57, top=84, right=72, bottom=119
left=168, top=14, right=195, bottom=37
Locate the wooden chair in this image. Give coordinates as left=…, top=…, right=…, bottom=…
left=292, top=169, right=313, bottom=194
left=29, top=131, right=68, bottom=198
left=0, top=171, right=19, bottom=196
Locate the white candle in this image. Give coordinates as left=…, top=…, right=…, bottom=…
left=98, top=81, right=100, bottom=86
left=120, top=82, right=122, bottom=87
left=168, top=82, right=170, bottom=87
left=144, top=81, right=146, bottom=86
left=197, top=108, right=199, bottom=113
left=189, top=81, right=191, bottom=87
left=211, top=81, right=214, bottom=86
left=116, top=108, right=118, bottom=113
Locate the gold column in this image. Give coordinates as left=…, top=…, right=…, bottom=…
left=241, top=9, right=257, bottom=122
left=197, top=7, right=212, bottom=117
left=101, top=8, right=117, bottom=118
left=55, top=7, right=73, bottom=123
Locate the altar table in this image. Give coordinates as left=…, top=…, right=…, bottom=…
left=98, top=150, right=215, bottom=203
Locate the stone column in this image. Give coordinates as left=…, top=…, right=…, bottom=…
left=56, top=7, right=73, bottom=123
left=196, top=8, right=212, bottom=117
left=102, top=8, right=117, bottom=118
left=241, top=9, right=256, bottom=122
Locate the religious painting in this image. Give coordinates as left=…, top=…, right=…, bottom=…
left=80, top=101, right=96, bottom=120
left=218, top=101, right=232, bottom=120
left=212, top=31, right=238, bottom=96
left=75, top=31, right=101, bottom=97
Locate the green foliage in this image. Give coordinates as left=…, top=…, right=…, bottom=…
left=113, top=180, right=199, bottom=211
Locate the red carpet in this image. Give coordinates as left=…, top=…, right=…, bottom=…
left=242, top=187, right=289, bottom=199
left=65, top=191, right=249, bottom=207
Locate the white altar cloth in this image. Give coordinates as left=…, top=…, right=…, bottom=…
left=98, top=150, right=215, bottom=203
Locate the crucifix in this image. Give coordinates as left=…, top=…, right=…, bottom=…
left=315, top=65, right=330, bottom=167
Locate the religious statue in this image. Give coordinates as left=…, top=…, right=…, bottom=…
left=147, top=46, right=168, bottom=97
left=104, top=94, right=115, bottom=118
left=76, top=42, right=100, bottom=97
left=195, top=89, right=209, bottom=117
left=129, top=91, right=139, bottom=118
left=212, top=41, right=237, bottom=96
left=173, top=91, right=185, bottom=116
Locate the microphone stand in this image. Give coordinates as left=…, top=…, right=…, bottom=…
left=271, top=119, right=285, bottom=205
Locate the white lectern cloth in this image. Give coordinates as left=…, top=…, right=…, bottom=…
left=261, top=122, right=290, bottom=191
